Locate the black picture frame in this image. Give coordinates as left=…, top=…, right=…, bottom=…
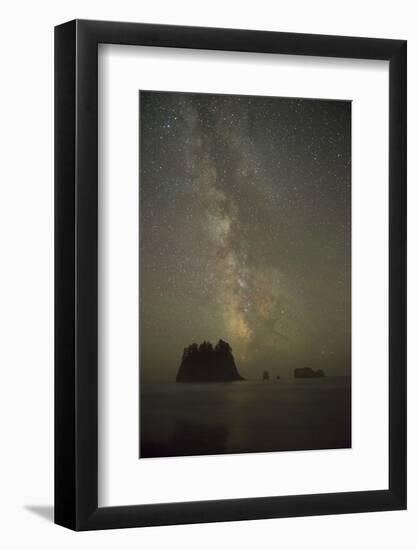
left=55, top=19, right=407, bottom=531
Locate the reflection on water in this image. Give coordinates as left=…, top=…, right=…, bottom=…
left=140, top=377, right=351, bottom=458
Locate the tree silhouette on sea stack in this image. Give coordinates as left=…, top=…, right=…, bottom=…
left=176, top=339, right=245, bottom=382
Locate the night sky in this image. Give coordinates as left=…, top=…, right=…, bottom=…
left=139, top=91, right=351, bottom=382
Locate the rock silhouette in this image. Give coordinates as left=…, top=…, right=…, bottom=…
left=294, top=367, right=325, bottom=378
left=176, top=339, right=244, bottom=382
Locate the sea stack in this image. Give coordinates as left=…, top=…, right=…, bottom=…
left=176, top=339, right=244, bottom=383
left=294, top=367, right=325, bottom=378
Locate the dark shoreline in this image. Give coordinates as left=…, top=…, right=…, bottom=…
left=140, top=377, right=351, bottom=459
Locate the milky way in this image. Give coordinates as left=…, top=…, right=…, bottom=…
left=139, top=91, right=351, bottom=381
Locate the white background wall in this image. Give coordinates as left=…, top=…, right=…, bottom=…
left=0, top=1, right=415, bottom=548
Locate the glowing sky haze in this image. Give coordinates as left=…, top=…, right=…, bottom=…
left=139, top=91, right=351, bottom=381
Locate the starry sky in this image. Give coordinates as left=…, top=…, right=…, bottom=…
left=139, top=91, right=351, bottom=382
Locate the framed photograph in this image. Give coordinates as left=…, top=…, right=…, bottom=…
left=55, top=20, right=406, bottom=530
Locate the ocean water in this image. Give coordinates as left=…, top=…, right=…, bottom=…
left=140, top=377, right=351, bottom=458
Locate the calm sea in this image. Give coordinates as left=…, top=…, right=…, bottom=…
left=140, top=377, right=351, bottom=458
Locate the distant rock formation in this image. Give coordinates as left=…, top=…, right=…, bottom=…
left=294, top=367, right=325, bottom=379
left=263, top=371, right=270, bottom=380
left=176, top=339, right=244, bottom=383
